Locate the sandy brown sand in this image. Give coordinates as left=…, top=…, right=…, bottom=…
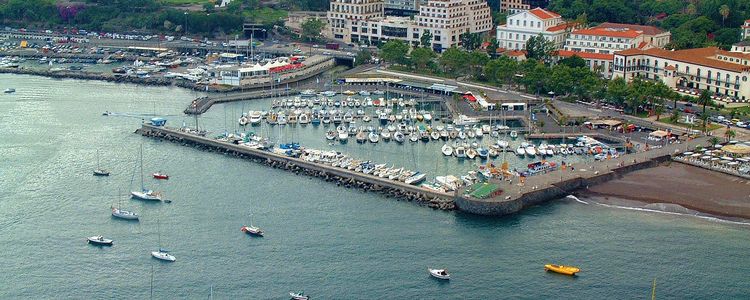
left=581, top=162, right=750, bottom=219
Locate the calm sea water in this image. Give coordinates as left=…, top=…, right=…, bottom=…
left=1, top=74, right=749, bottom=299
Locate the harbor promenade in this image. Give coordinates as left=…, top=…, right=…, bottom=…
left=138, top=124, right=456, bottom=210
left=455, top=136, right=710, bottom=215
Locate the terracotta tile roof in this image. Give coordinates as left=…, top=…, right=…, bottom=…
left=595, top=22, right=665, bottom=35
left=556, top=50, right=614, bottom=60
left=614, top=47, right=750, bottom=73
left=528, top=8, right=561, bottom=20
left=637, top=41, right=649, bottom=49
left=572, top=27, right=643, bottom=38
left=547, top=22, right=578, bottom=32
left=507, top=50, right=527, bottom=57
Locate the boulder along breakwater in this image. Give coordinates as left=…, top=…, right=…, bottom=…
left=137, top=124, right=457, bottom=211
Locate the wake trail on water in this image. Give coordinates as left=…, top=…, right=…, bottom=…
left=565, top=195, right=588, bottom=205
left=566, top=195, right=750, bottom=226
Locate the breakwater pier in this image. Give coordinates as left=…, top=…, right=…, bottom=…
left=137, top=124, right=456, bottom=210
left=455, top=136, right=709, bottom=215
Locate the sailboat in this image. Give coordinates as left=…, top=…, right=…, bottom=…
left=151, top=220, right=176, bottom=262
left=93, top=150, right=110, bottom=176
left=112, top=190, right=139, bottom=220
left=131, top=145, right=163, bottom=201
left=241, top=213, right=264, bottom=237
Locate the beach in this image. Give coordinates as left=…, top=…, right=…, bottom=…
left=581, top=162, right=750, bottom=219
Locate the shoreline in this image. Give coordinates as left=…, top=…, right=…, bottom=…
left=579, top=162, right=750, bottom=219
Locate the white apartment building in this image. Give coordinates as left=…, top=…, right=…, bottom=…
left=565, top=27, right=647, bottom=55
left=742, top=19, right=750, bottom=40
left=612, top=47, right=750, bottom=103
left=731, top=40, right=750, bottom=54
left=331, top=0, right=492, bottom=51
left=496, top=8, right=575, bottom=51
left=327, top=0, right=384, bottom=41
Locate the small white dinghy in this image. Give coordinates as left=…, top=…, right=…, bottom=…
left=151, top=248, right=176, bottom=262
left=441, top=144, right=453, bottom=156
left=428, top=268, right=450, bottom=280
left=87, top=235, right=113, bottom=246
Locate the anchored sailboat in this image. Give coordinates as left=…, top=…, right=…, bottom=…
left=131, top=144, right=163, bottom=201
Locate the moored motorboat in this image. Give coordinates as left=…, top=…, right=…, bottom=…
left=151, top=249, right=176, bottom=262
left=4, top=88, right=16, bottom=93
left=152, top=172, right=169, bottom=180
left=405, top=172, right=427, bottom=185
left=368, top=131, right=379, bottom=143
left=544, top=264, right=580, bottom=276
left=428, top=268, right=450, bottom=280
left=289, top=291, right=309, bottom=300
left=87, top=235, right=113, bottom=246
left=112, top=207, right=139, bottom=220
left=241, top=225, right=264, bottom=237
left=466, top=148, right=478, bottom=159
left=94, top=169, right=110, bottom=176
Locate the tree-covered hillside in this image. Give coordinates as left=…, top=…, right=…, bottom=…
left=548, top=0, right=750, bottom=49
left=0, top=0, right=288, bottom=36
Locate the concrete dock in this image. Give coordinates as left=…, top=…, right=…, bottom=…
left=455, top=136, right=709, bottom=215
left=137, top=124, right=456, bottom=210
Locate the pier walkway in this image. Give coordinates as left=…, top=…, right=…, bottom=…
left=138, top=124, right=455, bottom=209
left=455, top=136, right=710, bottom=215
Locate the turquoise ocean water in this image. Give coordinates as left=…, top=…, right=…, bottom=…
left=0, top=74, right=748, bottom=299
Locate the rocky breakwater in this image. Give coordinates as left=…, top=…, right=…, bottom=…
left=136, top=125, right=456, bottom=211
left=0, top=67, right=205, bottom=90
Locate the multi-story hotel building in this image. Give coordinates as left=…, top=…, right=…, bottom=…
left=496, top=8, right=576, bottom=51
left=327, top=0, right=385, bottom=41
left=564, top=23, right=670, bottom=55
left=328, top=0, right=492, bottom=51
left=612, top=47, right=750, bottom=102
left=742, top=19, right=750, bottom=40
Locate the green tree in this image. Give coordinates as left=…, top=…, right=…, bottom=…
left=607, top=77, right=629, bottom=107
left=549, top=64, right=575, bottom=95
left=467, top=51, right=489, bottom=79
left=439, top=47, right=469, bottom=76
left=483, top=56, right=518, bottom=86
left=697, top=89, right=712, bottom=129
left=709, top=136, right=720, bottom=147
left=719, top=4, right=730, bottom=26
left=410, top=47, right=436, bottom=70
left=381, top=40, right=410, bottom=65
left=525, top=34, right=555, bottom=62
left=420, top=30, right=433, bottom=48
left=558, top=55, right=586, bottom=68
left=686, top=3, right=697, bottom=15
left=300, top=18, right=324, bottom=42
left=203, top=3, right=215, bottom=12
left=725, top=129, right=736, bottom=142
left=486, top=39, right=499, bottom=57
left=355, top=49, right=372, bottom=66
left=460, top=32, right=482, bottom=51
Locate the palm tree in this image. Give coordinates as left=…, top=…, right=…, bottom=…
left=725, top=129, right=736, bottom=142
left=697, top=89, right=711, bottom=129
left=709, top=136, right=720, bottom=148
left=720, top=5, right=730, bottom=26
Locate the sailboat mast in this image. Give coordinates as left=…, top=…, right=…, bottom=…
left=140, top=144, right=145, bottom=191
left=150, top=265, right=154, bottom=300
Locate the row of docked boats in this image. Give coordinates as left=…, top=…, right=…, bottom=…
left=272, top=95, right=415, bottom=109
left=298, top=148, right=428, bottom=185
left=441, top=140, right=512, bottom=159
left=325, top=122, right=517, bottom=144
left=300, top=89, right=385, bottom=98
left=240, top=106, right=435, bottom=127
left=514, top=140, right=619, bottom=160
